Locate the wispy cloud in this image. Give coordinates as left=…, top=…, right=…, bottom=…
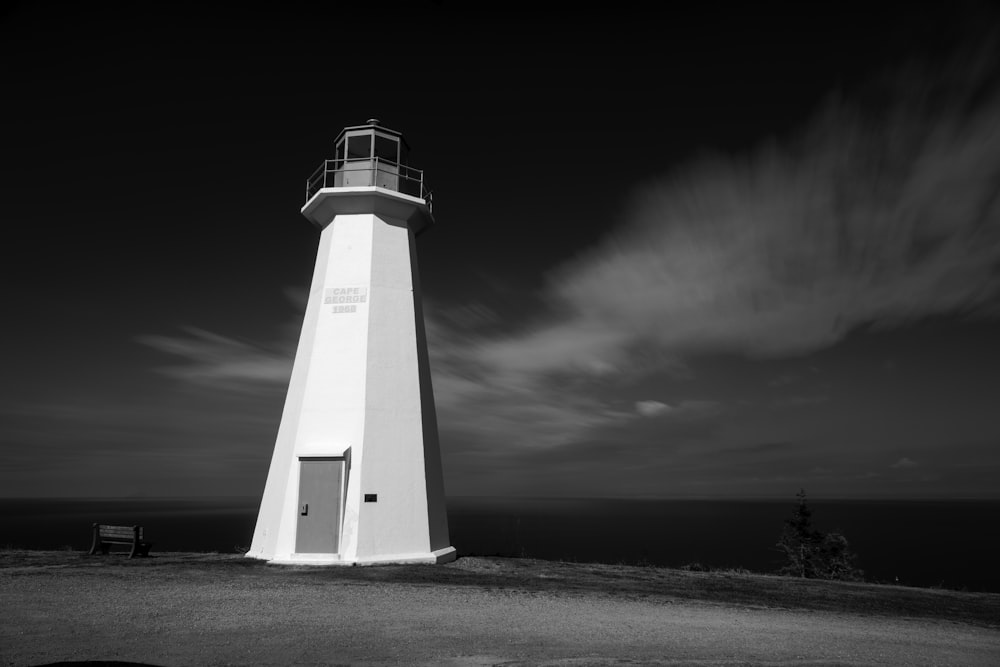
left=546, top=47, right=1000, bottom=363
left=635, top=400, right=670, bottom=417
left=137, top=326, right=293, bottom=393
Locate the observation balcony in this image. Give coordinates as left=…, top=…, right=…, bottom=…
left=305, top=157, right=431, bottom=209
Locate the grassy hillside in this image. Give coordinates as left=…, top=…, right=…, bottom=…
left=4, top=549, right=998, bottom=629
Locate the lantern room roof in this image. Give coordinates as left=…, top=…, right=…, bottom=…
left=334, top=119, right=411, bottom=152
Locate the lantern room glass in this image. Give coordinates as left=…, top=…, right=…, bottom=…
left=334, top=129, right=402, bottom=190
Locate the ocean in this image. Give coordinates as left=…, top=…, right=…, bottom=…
left=3, top=497, right=998, bottom=593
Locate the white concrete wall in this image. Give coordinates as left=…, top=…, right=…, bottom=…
left=246, top=226, right=335, bottom=560
left=410, top=229, right=452, bottom=552
left=249, top=214, right=373, bottom=561
left=248, top=203, right=453, bottom=564
left=355, top=217, right=429, bottom=557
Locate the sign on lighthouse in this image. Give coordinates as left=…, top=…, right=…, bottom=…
left=247, top=120, right=455, bottom=565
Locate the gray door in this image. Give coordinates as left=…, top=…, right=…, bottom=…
left=296, top=458, right=344, bottom=553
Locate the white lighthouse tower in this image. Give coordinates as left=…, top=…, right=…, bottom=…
left=247, top=120, right=455, bottom=565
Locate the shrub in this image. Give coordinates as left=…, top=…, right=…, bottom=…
left=680, top=561, right=709, bottom=572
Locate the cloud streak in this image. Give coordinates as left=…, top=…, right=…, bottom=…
left=138, top=326, right=293, bottom=393
left=548, top=51, right=1000, bottom=362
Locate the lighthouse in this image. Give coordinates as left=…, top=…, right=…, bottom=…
left=247, top=120, right=455, bottom=565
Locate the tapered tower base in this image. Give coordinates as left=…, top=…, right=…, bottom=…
left=247, top=180, right=452, bottom=565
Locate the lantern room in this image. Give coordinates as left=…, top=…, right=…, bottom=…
left=305, top=119, right=429, bottom=204
left=336, top=119, right=409, bottom=186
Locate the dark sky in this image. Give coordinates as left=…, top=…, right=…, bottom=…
left=2, top=2, right=999, bottom=499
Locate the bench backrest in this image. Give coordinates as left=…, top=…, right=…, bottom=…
left=97, top=524, right=143, bottom=540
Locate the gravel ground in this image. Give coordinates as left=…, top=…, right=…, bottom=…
left=2, top=553, right=998, bottom=666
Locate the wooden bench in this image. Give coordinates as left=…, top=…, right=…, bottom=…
left=89, top=524, right=153, bottom=558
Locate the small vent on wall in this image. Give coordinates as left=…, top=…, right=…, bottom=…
left=364, top=494, right=378, bottom=502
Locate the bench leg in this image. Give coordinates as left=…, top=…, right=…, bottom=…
left=89, top=524, right=100, bottom=555
left=129, top=542, right=153, bottom=558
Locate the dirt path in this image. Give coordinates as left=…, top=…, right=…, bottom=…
left=2, top=554, right=998, bottom=666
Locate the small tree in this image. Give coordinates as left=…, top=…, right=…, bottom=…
left=776, top=490, right=863, bottom=581
left=776, top=489, right=822, bottom=578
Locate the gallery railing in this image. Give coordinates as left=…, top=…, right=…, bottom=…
left=305, top=158, right=432, bottom=210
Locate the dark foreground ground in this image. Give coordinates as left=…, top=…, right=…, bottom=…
left=2, top=550, right=999, bottom=666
